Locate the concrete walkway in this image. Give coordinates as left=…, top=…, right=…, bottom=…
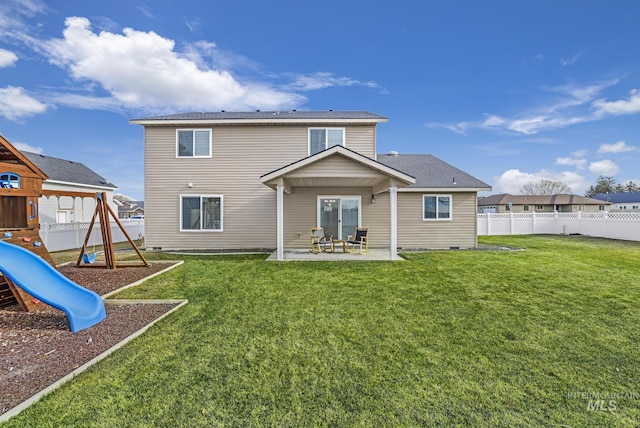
left=266, top=248, right=399, bottom=261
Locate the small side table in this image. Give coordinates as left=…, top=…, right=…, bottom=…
left=332, top=240, right=348, bottom=253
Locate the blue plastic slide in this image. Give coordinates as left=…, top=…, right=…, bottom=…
left=0, top=240, right=106, bottom=332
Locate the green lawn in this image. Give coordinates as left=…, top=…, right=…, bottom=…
left=4, top=235, right=640, bottom=427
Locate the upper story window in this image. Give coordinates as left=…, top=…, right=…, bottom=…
left=423, top=195, right=451, bottom=220
left=0, top=172, right=20, bottom=189
left=309, top=128, right=345, bottom=155
left=177, top=129, right=211, bottom=158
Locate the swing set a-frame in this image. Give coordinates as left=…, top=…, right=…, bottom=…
left=73, top=191, right=149, bottom=269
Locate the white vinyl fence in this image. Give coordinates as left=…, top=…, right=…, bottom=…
left=478, top=212, right=640, bottom=242
left=39, top=219, right=145, bottom=252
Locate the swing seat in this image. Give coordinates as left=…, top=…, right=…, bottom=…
left=83, top=253, right=97, bottom=264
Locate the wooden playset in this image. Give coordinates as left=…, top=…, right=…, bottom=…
left=0, top=135, right=148, bottom=312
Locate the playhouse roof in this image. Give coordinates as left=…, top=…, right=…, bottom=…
left=0, top=135, right=48, bottom=180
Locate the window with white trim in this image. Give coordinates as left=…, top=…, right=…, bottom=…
left=523, top=205, right=529, bottom=211
left=177, top=129, right=212, bottom=157
left=423, top=195, right=451, bottom=220
left=536, top=205, right=544, bottom=210
left=180, top=195, right=222, bottom=231
left=598, top=205, right=606, bottom=211
left=309, top=128, right=345, bottom=155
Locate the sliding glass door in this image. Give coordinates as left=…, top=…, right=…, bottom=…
left=318, top=196, right=361, bottom=240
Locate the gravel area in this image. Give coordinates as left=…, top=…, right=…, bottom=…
left=0, top=262, right=182, bottom=416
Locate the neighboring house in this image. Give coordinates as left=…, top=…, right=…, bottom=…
left=478, top=193, right=610, bottom=213
left=116, top=200, right=145, bottom=219
left=592, top=192, right=640, bottom=211
left=21, top=151, right=118, bottom=224
left=130, top=110, right=491, bottom=260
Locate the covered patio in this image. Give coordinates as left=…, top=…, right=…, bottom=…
left=266, top=248, right=398, bottom=261
left=261, top=146, right=415, bottom=261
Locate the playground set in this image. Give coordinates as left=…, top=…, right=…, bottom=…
left=0, top=135, right=148, bottom=332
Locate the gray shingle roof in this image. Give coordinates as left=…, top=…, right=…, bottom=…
left=376, top=153, right=491, bottom=189
left=131, top=110, right=387, bottom=122
left=478, top=194, right=610, bottom=206
left=21, top=151, right=117, bottom=189
left=592, top=192, right=640, bottom=204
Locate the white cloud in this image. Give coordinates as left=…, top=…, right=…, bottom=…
left=493, top=169, right=587, bottom=194
left=571, top=149, right=588, bottom=158
left=432, top=79, right=640, bottom=136
left=589, top=159, right=620, bottom=176
left=592, top=89, right=640, bottom=116
left=0, top=86, right=47, bottom=120
left=560, top=53, right=582, bottom=66
left=597, top=140, right=637, bottom=154
left=0, top=48, right=18, bottom=67
left=41, top=17, right=305, bottom=112
left=284, top=72, right=380, bottom=92
left=12, top=140, right=43, bottom=153
left=0, top=0, right=47, bottom=40
left=555, top=156, right=587, bottom=170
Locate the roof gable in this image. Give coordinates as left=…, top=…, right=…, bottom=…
left=261, top=146, right=415, bottom=190
left=0, top=135, right=48, bottom=179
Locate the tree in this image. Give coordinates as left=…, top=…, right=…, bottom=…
left=623, top=181, right=639, bottom=192
left=585, top=176, right=617, bottom=197
left=519, top=179, right=571, bottom=195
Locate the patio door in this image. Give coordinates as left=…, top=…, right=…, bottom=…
left=318, top=196, right=361, bottom=240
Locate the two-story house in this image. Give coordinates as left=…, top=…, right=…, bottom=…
left=130, top=110, right=491, bottom=260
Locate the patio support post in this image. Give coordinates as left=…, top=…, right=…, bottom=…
left=276, top=181, right=284, bottom=261
left=390, top=185, right=398, bottom=260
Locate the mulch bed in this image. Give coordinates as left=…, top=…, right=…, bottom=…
left=0, top=262, right=182, bottom=416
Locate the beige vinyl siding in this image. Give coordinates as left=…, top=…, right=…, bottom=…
left=283, top=188, right=390, bottom=248
left=397, top=192, right=478, bottom=249
left=144, top=124, right=377, bottom=250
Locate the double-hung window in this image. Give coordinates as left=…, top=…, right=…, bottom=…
left=181, top=195, right=223, bottom=231
left=423, top=195, right=451, bottom=220
left=309, top=128, right=345, bottom=155
left=177, top=129, right=211, bottom=157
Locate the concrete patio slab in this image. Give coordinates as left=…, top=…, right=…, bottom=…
left=266, top=248, right=400, bottom=261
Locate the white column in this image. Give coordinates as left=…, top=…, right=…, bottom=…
left=390, top=186, right=398, bottom=260
left=276, top=183, right=284, bottom=261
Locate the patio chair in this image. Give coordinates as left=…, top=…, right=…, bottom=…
left=310, top=227, right=333, bottom=253
left=346, top=228, right=369, bottom=254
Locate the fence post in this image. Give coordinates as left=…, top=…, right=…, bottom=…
left=531, top=211, right=536, bottom=234
left=510, top=211, right=514, bottom=235
left=41, top=222, right=49, bottom=248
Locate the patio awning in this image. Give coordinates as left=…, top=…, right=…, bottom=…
left=260, top=146, right=415, bottom=193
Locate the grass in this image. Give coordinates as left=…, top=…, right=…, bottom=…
left=4, top=235, right=640, bottom=426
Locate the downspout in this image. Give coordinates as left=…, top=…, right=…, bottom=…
left=390, top=185, right=398, bottom=260
left=276, top=180, right=284, bottom=261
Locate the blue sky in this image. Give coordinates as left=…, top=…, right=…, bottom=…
left=0, top=0, right=639, bottom=200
